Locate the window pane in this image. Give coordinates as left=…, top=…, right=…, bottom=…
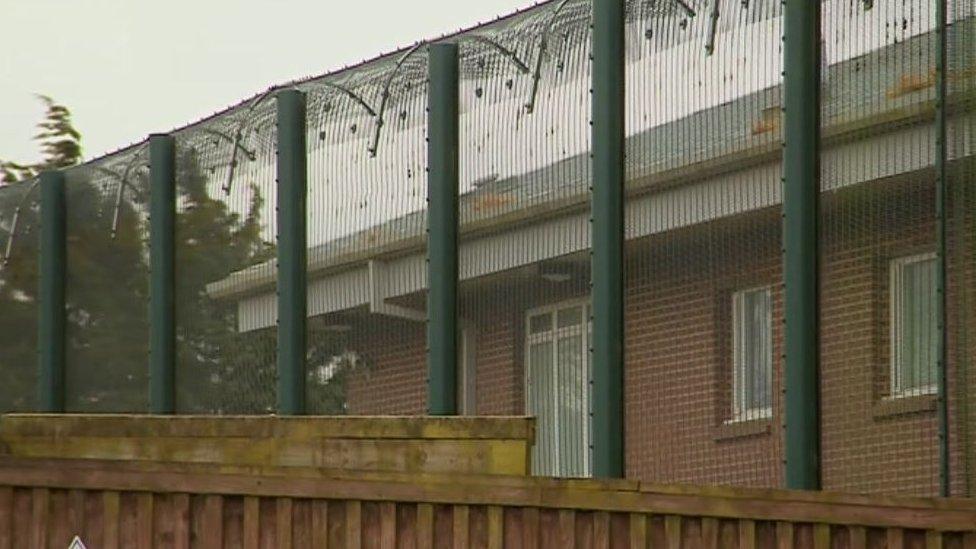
left=530, top=313, right=553, bottom=335
left=527, top=341, right=555, bottom=474
left=733, top=288, right=772, bottom=419
left=557, top=305, right=582, bottom=328
left=895, top=257, right=937, bottom=394
left=557, top=333, right=587, bottom=477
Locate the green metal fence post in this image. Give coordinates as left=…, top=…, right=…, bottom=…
left=591, top=0, right=626, bottom=478
left=426, top=43, right=460, bottom=416
left=783, top=0, right=822, bottom=490
left=935, top=0, right=950, bottom=498
left=276, top=88, right=308, bottom=415
left=149, top=134, right=176, bottom=414
left=38, top=170, right=66, bottom=412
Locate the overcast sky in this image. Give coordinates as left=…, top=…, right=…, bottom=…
left=0, top=0, right=530, bottom=165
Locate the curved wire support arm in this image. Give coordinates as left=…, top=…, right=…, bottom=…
left=525, top=0, right=572, bottom=114
left=200, top=128, right=257, bottom=161
left=460, top=34, right=532, bottom=74
left=98, top=144, right=149, bottom=239
left=224, top=89, right=277, bottom=195
left=705, top=0, right=721, bottom=55
left=369, top=42, right=426, bottom=158
left=314, top=81, right=378, bottom=118
left=675, top=0, right=697, bottom=18
left=2, top=179, right=40, bottom=266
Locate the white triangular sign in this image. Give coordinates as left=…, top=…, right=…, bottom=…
left=68, top=536, right=88, bottom=549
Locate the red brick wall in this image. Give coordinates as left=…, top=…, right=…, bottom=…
left=342, top=176, right=975, bottom=496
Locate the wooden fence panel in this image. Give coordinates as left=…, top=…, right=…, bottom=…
left=0, top=444, right=973, bottom=547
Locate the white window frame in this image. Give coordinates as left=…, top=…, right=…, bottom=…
left=889, top=252, right=939, bottom=398
left=523, top=297, right=592, bottom=477
left=730, top=285, right=773, bottom=422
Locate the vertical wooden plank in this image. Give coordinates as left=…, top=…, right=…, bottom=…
left=346, top=500, right=362, bottom=549
left=81, top=491, right=104, bottom=549
left=48, top=489, right=70, bottom=549
left=961, top=532, right=976, bottom=549
left=327, top=501, right=346, bottom=548
left=847, top=526, right=866, bottom=549
left=629, top=513, right=647, bottom=549
left=0, top=487, right=12, bottom=549
left=594, top=511, right=611, bottom=549
left=136, top=493, right=154, bottom=549
left=277, top=498, right=293, bottom=549
left=11, top=490, right=31, bottom=548
left=738, top=519, right=756, bottom=549
left=434, top=505, right=454, bottom=549
left=776, top=522, right=794, bottom=549
left=612, top=513, right=631, bottom=549
left=681, top=515, right=702, bottom=548
left=812, top=524, right=830, bottom=549
left=153, top=493, right=172, bottom=549
left=103, top=491, right=120, bottom=549
left=926, top=530, right=944, bottom=549
left=452, top=505, right=469, bottom=549
left=30, top=487, right=49, bottom=549
left=259, top=498, right=277, bottom=549
left=361, top=503, right=380, bottom=549
left=522, top=508, right=541, bottom=549
left=664, top=515, right=682, bottom=549
left=311, top=500, right=329, bottom=549
left=556, top=509, right=575, bottom=549
left=379, top=502, right=396, bottom=549
left=243, top=496, right=260, bottom=549
left=119, top=493, right=140, bottom=549
left=67, top=490, right=86, bottom=545
left=887, top=528, right=905, bottom=549
left=417, top=503, right=434, bottom=549
left=397, top=505, right=417, bottom=549
left=197, top=495, right=224, bottom=549
left=502, top=508, right=521, bottom=549
left=222, top=497, right=244, bottom=549
left=292, top=500, right=313, bottom=549
left=486, top=506, right=503, bottom=549
left=701, top=517, right=719, bottom=549
left=172, top=494, right=191, bottom=549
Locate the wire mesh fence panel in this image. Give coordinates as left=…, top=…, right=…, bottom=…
left=0, top=179, right=39, bottom=412
left=296, top=46, right=431, bottom=416
left=63, top=155, right=150, bottom=413
left=625, top=0, right=784, bottom=487
left=946, top=0, right=976, bottom=498
left=818, top=0, right=945, bottom=496
left=171, top=99, right=278, bottom=414
left=453, top=1, right=594, bottom=477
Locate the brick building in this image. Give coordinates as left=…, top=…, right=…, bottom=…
left=210, top=13, right=976, bottom=497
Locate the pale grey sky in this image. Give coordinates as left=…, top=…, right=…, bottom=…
left=0, top=0, right=530, bottom=164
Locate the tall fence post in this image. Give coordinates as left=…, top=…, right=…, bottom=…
left=935, top=0, right=950, bottom=498
left=38, top=170, right=66, bottom=412
left=426, top=43, right=460, bottom=416
left=782, top=0, right=822, bottom=490
left=276, top=88, right=308, bottom=415
left=591, top=0, right=626, bottom=478
left=149, top=134, right=176, bottom=414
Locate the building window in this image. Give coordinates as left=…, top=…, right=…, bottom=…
left=890, top=253, right=938, bottom=397
left=731, top=287, right=773, bottom=421
left=525, top=300, right=591, bottom=477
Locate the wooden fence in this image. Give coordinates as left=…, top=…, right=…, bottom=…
left=0, top=415, right=974, bottom=547
left=1, top=456, right=975, bottom=548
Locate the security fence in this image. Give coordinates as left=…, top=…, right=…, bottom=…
left=1, top=0, right=975, bottom=498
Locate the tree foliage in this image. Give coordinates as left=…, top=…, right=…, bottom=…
left=1, top=98, right=358, bottom=413
left=1, top=95, right=83, bottom=184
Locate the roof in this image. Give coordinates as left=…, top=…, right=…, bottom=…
left=208, top=14, right=976, bottom=301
